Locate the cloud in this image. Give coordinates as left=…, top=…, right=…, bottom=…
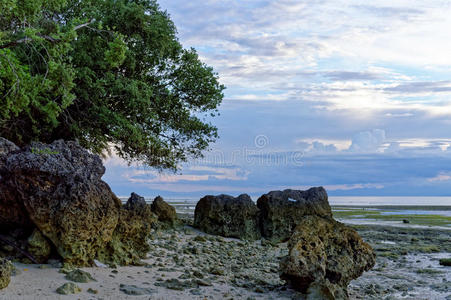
left=384, top=81, right=451, bottom=94
left=312, top=141, right=337, bottom=153
left=99, top=1, right=451, bottom=197
left=348, top=129, right=386, bottom=152
left=323, top=71, right=382, bottom=81
left=123, top=166, right=250, bottom=184
left=427, top=172, right=451, bottom=182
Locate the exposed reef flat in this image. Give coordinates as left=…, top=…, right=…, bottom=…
left=2, top=217, right=450, bottom=300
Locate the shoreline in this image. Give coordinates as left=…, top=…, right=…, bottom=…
left=2, top=213, right=450, bottom=300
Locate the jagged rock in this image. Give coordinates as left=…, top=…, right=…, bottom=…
left=257, top=187, right=332, bottom=242
left=96, top=192, right=156, bottom=266
left=125, top=192, right=147, bottom=210
left=194, top=194, right=260, bottom=240
left=0, top=140, right=121, bottom=266
left=0, top=258, right=13, bottom=290
left=56, top=282, right=82, bottom=295
left=65, top=269, right=96, bottom=283
left=0, top=139, right=156, bottom=266
left=280, top=215, right=376, bottom=299
left=151, top=196, right=178, bottom=227
left=27, top=229, right=52, bottom=263
left=0, top=137, right=19, bottom=157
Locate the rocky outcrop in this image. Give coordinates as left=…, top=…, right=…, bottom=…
left=97, top=193, right=156, bottom=266
left=257, top=187, right=332, bottom=242
left=0, top=258, right=13, bottom=290
left=0, top=139, right=156, bottom=266
left=0, top=140, right=121, bottom=266
left=194, top=194, right=260, bottom=240
left=280, top=215, right=376, bottom=299
left=151, top=196, right=178, bottom=228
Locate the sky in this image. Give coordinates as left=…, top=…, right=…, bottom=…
left=103, top=0, right=451, bottom=199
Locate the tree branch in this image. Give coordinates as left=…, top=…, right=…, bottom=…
left=73, top=19, right=95, bottom=30
left=0, top=19, right=95, bottom=49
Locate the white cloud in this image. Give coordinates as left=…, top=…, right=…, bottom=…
left=427, top=172, right=451, bottom=182
left=349, top=129, right=386, bottom=152
left=123, top=166, right=249, bottom=184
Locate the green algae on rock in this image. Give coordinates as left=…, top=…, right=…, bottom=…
left=280, top=216, right=375, bottom=299
left=0, top=258, right=13, bottom=290
left=27, top=229, right=52, bottom=263
left=56, top=282, right=82, bottom=295
left=439, top=258, right=451, bottom=266
left=96, top=192, right=157, bottom=266
left=0, top=139, right=158, bottom=267
left=65, top=269, right=96, bottom=283
left=151, top=196, right=179, bottom=228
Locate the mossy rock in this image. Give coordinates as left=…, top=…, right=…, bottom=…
left=151, top=196, right=179, bottom=228
left=0, top=258, right=13, bottom=290
left=439, top=258, right=451, bottom=266
left=56, top=282, right=82, bottom=295
left=96, top=197, right=156, bottom=266
left=65, top=269, right=96, bottom=283
left=27, top=229, right=52, bottom=263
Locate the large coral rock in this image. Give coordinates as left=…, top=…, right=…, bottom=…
left=151, top=196, right=178, bottom=227
left=280, top=215, right=376, bottom=299
left=0, top=258, right=13, bottom=290
left=97, top=193, right=156, bottom=266
left=257, top=187, right=332, bottom=242
left=0, top=139, right=161, bottom=267
left=194, top=194, right=260, bottom=240
left=1, top=140, right=121, bottom=266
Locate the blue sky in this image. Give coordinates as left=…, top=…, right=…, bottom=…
left=103, top=0, right=451, bottom=198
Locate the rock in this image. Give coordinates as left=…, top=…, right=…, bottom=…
left=194, top=194, right=260, bottom=240
left=124, top=192, right=147, bottom=210
left=151, top=196, right=178, bottom=227
left=119, top=284, right=155, bottom=295
left=0, top=258, right=13, bottom=290
left=96, top=192, right=156, bottom=266
left=65, top=269, right=96, bottom=283
left=0, top=138, right=31, bottom=229
left=0, top=139, right=157, bottom=266
left=439, top=258, right=451, bottom=266
left=87, top=288, right=98, bottom=294
left=193, top=235, right=207, bottom=242
left=280, top=215, right=375, bottom=298
left=209, top=266, right=225, bottom=275
left=0, top=137, right=19, bottom=156
left=55, top=282, right=82, bottom=295
left=257, top=187, right=332, bottom=242
left=0, top=139, right=121, bottom=266
left=27, top=229, right=52, bottom=263
left=402, top=219, right=410, bottom=224
left=306, top=279, right=347, bottom=300
left=155, top=278, right=198, bottom=291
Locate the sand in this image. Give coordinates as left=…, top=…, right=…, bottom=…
left=1, top=223, right=450, bottom=300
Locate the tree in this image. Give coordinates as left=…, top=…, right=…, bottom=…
left=0, top=0, right=224, bottom=170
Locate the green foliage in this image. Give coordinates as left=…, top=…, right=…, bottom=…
left=0, top=0, right=224, bottom=170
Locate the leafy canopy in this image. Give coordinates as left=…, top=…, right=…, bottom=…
left=0, top=0, right=224, bottom=170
